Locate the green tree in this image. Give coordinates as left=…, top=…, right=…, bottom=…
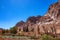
left=41, top=34, right=58, bottom=40
left=2, top=29, right=5, bottom=34
left=2, top=29, right=9, bottom=34
left=10, top=26, right=17, bottom=34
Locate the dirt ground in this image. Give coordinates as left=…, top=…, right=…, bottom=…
left=0, top=38, right=40, bottom=40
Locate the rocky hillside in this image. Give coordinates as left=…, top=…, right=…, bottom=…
left=15, top=1, right=60, bottom=37
left=15, top=15, right=42, bottom=28
left=16, top=1, right=60, bottom=27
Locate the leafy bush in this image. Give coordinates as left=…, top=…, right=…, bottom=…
left=41, top=34, right=58, bottom=40
left=30, top=35, right=39, bottom=39
left=10, top=26, right=17, bottom=34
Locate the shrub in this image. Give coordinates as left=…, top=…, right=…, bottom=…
left=30, top=35, right=39, bottom=39
left=41, top=34, right=58, bottom=40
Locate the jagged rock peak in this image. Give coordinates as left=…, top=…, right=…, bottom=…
left=58, top=0, right=60, bottom=3
left=26, top=16, right=36, bottom=23
left=26, top=15, right=42, bottom=24
left=16, top=21, right=25, bottom=27
left=44, top=2, right=60, bottom=20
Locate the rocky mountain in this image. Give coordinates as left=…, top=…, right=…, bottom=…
left=37, top=1, right=60, bottom=35
left=16, top=15, right=41, bottom=27
left=16, top=1, right=60, bottom=37
left=16, top=21, right=25, bottom=27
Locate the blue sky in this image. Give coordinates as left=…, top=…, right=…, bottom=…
left=0, top=0, right=57, bottom=29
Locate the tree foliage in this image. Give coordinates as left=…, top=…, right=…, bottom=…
left=10, top=26, right=17, bottom=34
left=41, top=34, right=58, bottom=40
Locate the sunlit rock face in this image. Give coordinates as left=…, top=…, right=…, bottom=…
left=16, top=21, right=25, bottom=27
left=38, top=1, right=60, bottom=34
left=44, top=2, right=60, bottom=20
left=16, top=1, right=60, bottom=36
